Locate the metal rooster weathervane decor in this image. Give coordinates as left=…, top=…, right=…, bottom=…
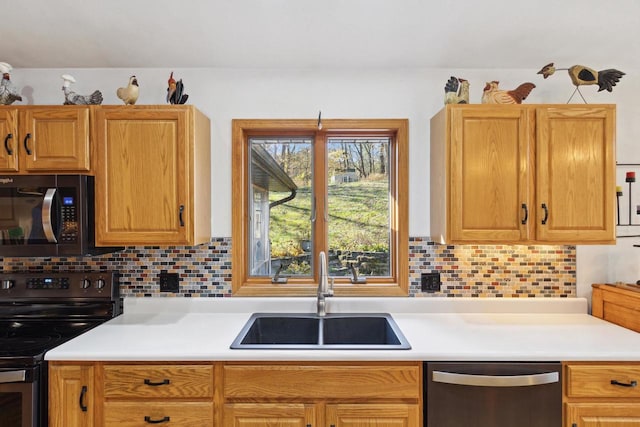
left=537, top=63, right=625, bottom=103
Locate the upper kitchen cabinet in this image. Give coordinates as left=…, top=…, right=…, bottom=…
left=0, top=106, right=91, bottom=173
left=93, top=106, right=211, bottom=246
left=431, top=104, right=615, bottom=245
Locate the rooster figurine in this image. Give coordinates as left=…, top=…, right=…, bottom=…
left=444, top=76, right=469, bottom=104
left=537, top=63, right=624, bottom=103
left=481, top=81, right=536, bottom=104
left=61, top=74, right=103, bottom=105
left=116, top=75, right=139, bottom=105
left=166, top=72, right=188, bottom=104
left=0, top=62, right=22, bottom=105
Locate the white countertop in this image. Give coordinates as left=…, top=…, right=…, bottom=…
left=45, top=297, right=640, bottom=362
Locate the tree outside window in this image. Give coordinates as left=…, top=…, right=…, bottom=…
left=232, top=119, right=408, bottom=296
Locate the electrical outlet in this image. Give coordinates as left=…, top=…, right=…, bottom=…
left=159, top=272, right=180, bottom=292
left=421, top=272, right=441, bottom=292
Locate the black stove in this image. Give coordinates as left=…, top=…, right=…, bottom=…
left=0, top=271, right=121, bottom=427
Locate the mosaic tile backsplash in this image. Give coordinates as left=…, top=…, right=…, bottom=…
left=0, top=237, right=575, bottom=297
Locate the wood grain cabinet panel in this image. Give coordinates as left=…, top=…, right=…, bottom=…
left=223, top=403, right=316, bottom=427
left=0, top=106, right=91, bottom=173
left=49, top=363, right=94, bottom=427
left=566, top=403, right=640, bottom=427
left=431, top=104, right=615, bottom=245
left=592, top=284, right=640, bottom=332
left=103, top=364, right=214, bottom=398
left=103, top=402, right=213, bottom=427
left=327, top=403, right=420, bottom=427
left=223, top=362, right=423, bottom=427
left=93, top=105, right=211, bottom=246
left=564, top=362, right=640, bottom=427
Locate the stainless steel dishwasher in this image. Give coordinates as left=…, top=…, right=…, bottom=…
left=425, top=362, right=562, bottom=427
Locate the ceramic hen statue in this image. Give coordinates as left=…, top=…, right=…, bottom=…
left=0, top=62, right=22, bottom=105
left=481, top=81, right=535, bottom=104
left=116, top=75, right=139, bottom=105
left=61, top=74, right=103, bottom=105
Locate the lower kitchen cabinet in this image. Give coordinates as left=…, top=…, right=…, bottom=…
left=592, top=283, right=640, bottom=333
left=564, top=362, right=640, bottom=427
left=566, top=403, right=640, bottom=426
left=222, top=362, right=422, bottom=427
left=223, top=403, right=316, bottom=427
left=327, top=403, right=421, bottom=427
left=223, top=403, right=419, bottom=427
left=49, top=363, right=94, bottom=427
left=51, top=361, right=422, bottom=427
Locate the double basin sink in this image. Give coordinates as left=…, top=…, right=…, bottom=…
left=230, top=312, right=411, bottom=350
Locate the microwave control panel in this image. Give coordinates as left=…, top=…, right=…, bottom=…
left=59, top=189, right=79, bottom=242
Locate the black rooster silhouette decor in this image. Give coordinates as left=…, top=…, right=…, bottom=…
left=537, top=63, right=625, bottom=103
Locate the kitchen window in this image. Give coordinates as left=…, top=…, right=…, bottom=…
left=232, top=119, right=408, bottom=296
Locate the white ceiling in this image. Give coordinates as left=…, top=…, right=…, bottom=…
left=3, top=0, right=640, bottom=70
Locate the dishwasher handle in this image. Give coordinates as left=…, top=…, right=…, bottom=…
left=432, top=370, right=559, bottom=387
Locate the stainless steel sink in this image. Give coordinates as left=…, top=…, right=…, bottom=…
left=230, top=313, right=411, bottom=350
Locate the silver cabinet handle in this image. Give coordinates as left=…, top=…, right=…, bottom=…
left=432, top=370, right=559, bottom=387
left=0, top=370, right=26, bottom=384
left=43, top=188, right=58, bottom=243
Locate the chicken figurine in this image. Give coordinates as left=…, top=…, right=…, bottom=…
left=61, top=74, right=103, bottom=105
left=444, top=76, right=469, bottom=104
left=481, top=81, right=536, bottom=104
left=0, top=62, right=22, bottom=105
left=537, top=63, right=624, bottom=103
left=166, top=72, right=188, bottom=104
left=116, top=75, right=139, bottom=105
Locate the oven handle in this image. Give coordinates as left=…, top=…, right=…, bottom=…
left=43, top=188, right=58, bottom=243
left=432, top=370, right=559, bottom=387
left=0, top=370, right=27, bottom=384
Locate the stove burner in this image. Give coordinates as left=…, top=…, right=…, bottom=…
left=0, top=321, right=100, bottom=358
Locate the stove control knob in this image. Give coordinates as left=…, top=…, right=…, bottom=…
left=81, top=278, right=92, bottom=289
left=95, top=278, right=106, bottom=289
left=1, top=280, right=14, bottom=290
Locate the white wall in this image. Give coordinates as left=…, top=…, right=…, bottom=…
left=12, top=67, right=640, bottom=297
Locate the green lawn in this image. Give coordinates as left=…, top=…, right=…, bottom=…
left=269, top=179, right=390, bottom=257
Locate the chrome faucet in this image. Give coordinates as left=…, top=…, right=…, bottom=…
left=317, top=251, right=334, bottom=316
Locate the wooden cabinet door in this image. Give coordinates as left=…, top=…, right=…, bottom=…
left=0, top=109, right=18, bottom=171
left=566, top=402, right=640, bottom=426
left=223, top=403, right=316, bottom=427
left=49, top=364, right=94, bottom=427
left=326, top=403, right=420, bottom=427
left=449, top=106, right=534, bottom=242
left=94, top=108, right=191, bottom=245
left=19, top=107, right=90, bottom=172
left=536, top=106, right=615, bottom=243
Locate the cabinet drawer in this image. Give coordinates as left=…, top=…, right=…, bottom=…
left=103, top=402, right=213, bottom=427
left=566, top=364, right=640, bottom=398
left=223, top=363, right=421, bottom=400
left=103, top=364, right=213, bottom=398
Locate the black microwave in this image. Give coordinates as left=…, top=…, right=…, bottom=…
left=0, top=175, right=122, bottom=257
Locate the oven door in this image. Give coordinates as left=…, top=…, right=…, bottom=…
left=0, top=368, right=39, bottom=427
